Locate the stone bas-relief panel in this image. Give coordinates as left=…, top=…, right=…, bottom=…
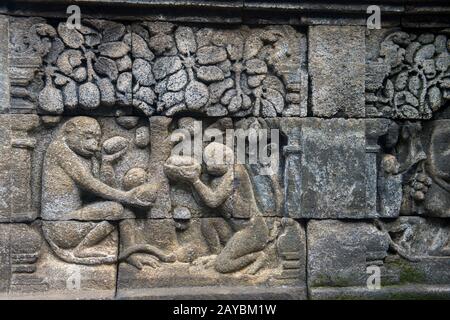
left=0, top=112, right=449, bottom=298
left=117, top=217, right=306, bottom=298
left=395, top=120, right=450, bottom=218
left=308, top=218, right=450, bottom=299
left=6, top=17, right=307, bottom=117
left=366, top=29, right=450, bottom=119
left=0, top=115, right=309, bottom=298
left=0, top=223, right=118, bottom=298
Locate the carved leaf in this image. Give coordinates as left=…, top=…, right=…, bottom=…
left=262, top=88, right=284, bottom=114
left=395, top=91, right=419, bottom=107
left=400, top=105, right=420, bottom=118
left=405, top=42, right=421, bottom=65
left=435, top=52, right=450, bottom=72
left=185, top=81, right=209, bottom=110
left=97, top=78, right=116, bottom=107
left=427, top=86, right=442, bottom=111
left=243, top=36, right=263, bottom=60
left=228, top=94, right=242, bottom=113
left=408, top=75, right=421, bottom=97
left=175, top=26, right=196, bottom=55
left=167, top=69, right=188, bottom=92
left=94, top=57, right=119, bottom=81
left=414, top=44, right=436, bottom=64
left=98, top=41, right=130, bottom=58
left=57, top=23, right=84, bottom=49
left=384, top=79, right=395, bottom=100
left=62, top=80, right=78, bottom=109
left=132, top=58, right=155, bottom=86
left=102, top=22, right=126, bottom=42
left=395, top=71, right=409, bottom=91
left=245, top=59, right=268, bottom=75
left=196, top=46, right=227, bottom=65
left=35, top=23, right=57, bottom=38
left=79, top=82, right=101, bottom=110
left=196, top=66, right=225, bottom=82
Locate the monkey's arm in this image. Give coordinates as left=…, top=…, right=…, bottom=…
left=192, top=171, right=234, bottom=208
left=58, top=149, right=129, bottom=203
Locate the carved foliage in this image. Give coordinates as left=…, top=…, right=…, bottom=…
left=131, top=23, right=303, bottom=117
left=33, top=20, right=133, bottom=114
left=367, top=31, right=450, bottom=119
left=24, top=19, right=303, bottom=117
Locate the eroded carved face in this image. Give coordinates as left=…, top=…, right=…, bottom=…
left=64, top=117, right=101, bottom=158
left=430, top=124, right=450, bottom=181
left=203, top=142, right=234, bottom=176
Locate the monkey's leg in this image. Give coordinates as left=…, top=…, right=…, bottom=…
left=214, top=216, right=269, bottom=274
left=120, top=219, right=137, bottom=249
left=201, top=218, right=232, bottom=254
left=70, top=201, right=124, bottom=220
left=73, top=221, right=115, bottom=258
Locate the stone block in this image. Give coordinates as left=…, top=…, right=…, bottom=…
left=0, top=15, right=9, bottom=113
left=117, top=217, right=306, bottom=298
left=307, top=218, right=450, bottom=299
left=366, top=29, right=450, bottom=120
left=309, top=25, right=365, bottom=117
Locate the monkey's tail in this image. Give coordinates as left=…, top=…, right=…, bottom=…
left=43, top=229, right=176, bottom=265
left=43, top=229, right=117, bottom=265
left=118, top=244, right=177, bottom=263
left=373, top=220, right=427, bottom=262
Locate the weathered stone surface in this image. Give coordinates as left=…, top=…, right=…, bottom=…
left=366, top=29, right=450, bottom=119
left=0, top=223, right=117, bottom=298
left=117, top=217, right=305, bottom=294
left=5, top=17, right=307, bottom=117
left=309, top=26, right=365, bottom=117
left=1, top=3, right=450, bottom=301
left=274, top=117, right=408, bottom=219
left=0, top=115, right=40, bottom=222
left=308, top=219, right=450, bottom=299
left=0, top=16, right=9, bottom=113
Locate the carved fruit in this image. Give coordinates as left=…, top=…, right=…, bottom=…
left=79, top=82, right=101, bottom=110
left=427, top=86, right=442, bottom=111
left=164, top=155, right=201, bottom=182
left=103, top=136, right=129, bottom=155
left=185, top=81, right=209, bottom=110
left=132, top=183, right=159, bottom=203
left=62, top=80, right=78, bottom=110
left=39, top=76, right=64, bottom=115
left=57, top=23, right=84, bottom=49
left=97, top=78, right=116, bottom=107
left=135, top=126, right=150, bottom=148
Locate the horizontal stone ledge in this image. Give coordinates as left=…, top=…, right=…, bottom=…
left=2, top=1, right=450, bottom=25
left=117, top=285, right=306, bottom=300
left=310, top=284, right=450, bottom=300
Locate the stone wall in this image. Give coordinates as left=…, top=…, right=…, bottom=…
left=0, top=1, right=449, bottom=299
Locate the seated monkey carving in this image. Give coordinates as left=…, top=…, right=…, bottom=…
left=41, top=116, right=174, bottom=265
left=165, top=142, right=271, bottom=274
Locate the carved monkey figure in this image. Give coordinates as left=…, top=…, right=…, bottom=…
left=166, top=142, right=270, bottom=274
left=41, top=117, right=154, bottom=264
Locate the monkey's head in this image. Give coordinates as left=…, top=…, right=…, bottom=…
left=63, top=117, right=101, bottom=158
left=203, top=142, right=234, bottom=176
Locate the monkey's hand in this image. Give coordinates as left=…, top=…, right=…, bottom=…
left=124, top=189, right=154, bottom=208
left=102, top=148, right=127, bottom=164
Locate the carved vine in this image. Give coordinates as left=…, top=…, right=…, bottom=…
left=28, top=19, right=302, bottom=116
left=367, top=31, right=450, bottom=119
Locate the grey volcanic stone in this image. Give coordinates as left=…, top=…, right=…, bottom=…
left=0, top=16, right=8, bottom=113
left=309, top=26, right=365, bottom=117
left=307, top=220, right=389, bottom=288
